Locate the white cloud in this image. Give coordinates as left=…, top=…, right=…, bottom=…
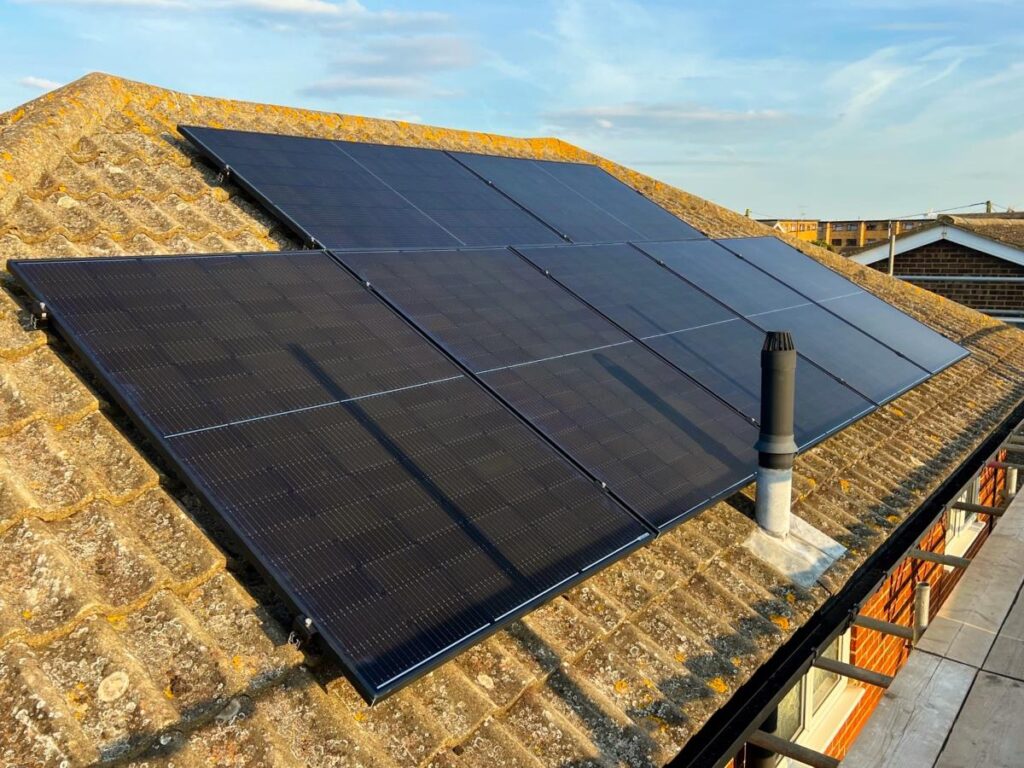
left=18, top=0, right=438, bottom=18
left=18, top=76, right=62, bottom=91
left=299, top=75, right=456, bottom=98
left=332, top=35, right=476, bottom=76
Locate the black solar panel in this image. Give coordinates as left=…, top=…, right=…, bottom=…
left=340, top=247, right=758, bottom=529
left=531, top=161, right=705, bottom=241
left=721, top=237, right=967, bottom=373
left=334, top=141, right=564, bottom=246
left=180, top=126, right=461, bottom=249
left=10, top=251, right=649, bottom=702
left=450, top=152, right=644, bottom=243
left=517, top=243, right=875, bottom=447
left=636, top=240, right=934, bottom=405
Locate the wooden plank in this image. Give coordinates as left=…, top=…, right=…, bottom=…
left=747, top=730, right=839, bottom=768
left=842, top=654, right=976, bottom=768
left=936, top=671, right=1024, bottom=768
left=917, top=534, right=1024, bottom=666
left=812, top=657, right=893, bottom=688
left=983, top=592, right=1024, bottom=681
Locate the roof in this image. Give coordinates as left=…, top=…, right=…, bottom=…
left=851, top=213, right=1024, bottom=267
left=944, top=212, right=1024, bottom=250
left=2, top=72, right=1024, bottom=768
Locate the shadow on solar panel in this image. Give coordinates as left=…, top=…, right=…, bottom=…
left=8, top=251, right=650, bottom=702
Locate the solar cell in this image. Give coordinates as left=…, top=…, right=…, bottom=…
left=721, top=237, right=967, bottom=373
left=10, top=251, right=649, bottom=702
left=635, top=240, right=933, bottom=405
left=517, top=243, right=875, bottom=446
left=532, top=160, right=705, bottom=241
left=340, top=247, right=759, bottom=529
left=334, top=141, right=564, bottom=246
left=450, top=152, right=644, bottom=243
left=180, top=126, right=461, bottom=249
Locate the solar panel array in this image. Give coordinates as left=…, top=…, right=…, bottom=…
left=10, top=125, right=969, bottom=702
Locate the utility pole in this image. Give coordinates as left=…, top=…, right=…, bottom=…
left=887, top=221, right=896, bottom=277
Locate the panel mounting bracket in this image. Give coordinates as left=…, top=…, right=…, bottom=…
left=29, top=300, right=48, bottom=329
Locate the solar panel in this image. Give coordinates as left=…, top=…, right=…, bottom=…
left=721, top=237, right=967, bottom=373
left=517, top=242, right=875, bottom=447
left=340, top=247, right=759, bottom=529
left=636, top=240, right=934, bottom=405
left=450, top=152, right=646, bottom=243
left=530, top=161, right=705, bottom=241
left=180, top=126, right=461, bottom=249
left=331, top=141, right=564, bottom=247
left=10, top=251, right=650, bottom=702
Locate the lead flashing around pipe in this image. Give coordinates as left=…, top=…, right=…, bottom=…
left=744, top=515, right=847, bottom=590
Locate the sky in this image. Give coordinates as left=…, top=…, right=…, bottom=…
left=0, top=0, right=1021, bottom=220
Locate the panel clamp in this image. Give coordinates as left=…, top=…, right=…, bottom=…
left=29, top=301, right=48, bottom=329
left=290, top=615, right=318, bottom=645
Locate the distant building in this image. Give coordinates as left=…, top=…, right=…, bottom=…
left=850, top=213, right=1024, bottom=325
left=757, top=218, right=819, bottom=242
left=756, top=218, right=931, bottom=251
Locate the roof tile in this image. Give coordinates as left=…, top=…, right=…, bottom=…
left=35, top=617, right=180, bottom=761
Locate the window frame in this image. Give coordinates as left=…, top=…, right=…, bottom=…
left=771, top=630, right=860, bottom=761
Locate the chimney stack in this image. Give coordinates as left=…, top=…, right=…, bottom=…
left=755, top=331, right=798, bottom=538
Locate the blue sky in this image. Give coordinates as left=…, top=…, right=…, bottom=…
left=1, top=0, right=1021, bottom=219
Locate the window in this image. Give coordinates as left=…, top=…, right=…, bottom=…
left=831, top=238, right=842, bottom=246
left=945, top=478, right=986, bottom=560
left=766, top=631, right=862, bottom=759
left=845, top=238, right=857, bottom=246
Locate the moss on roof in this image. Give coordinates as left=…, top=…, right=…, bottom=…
left=942, top=212, right=1024, bottom=251
left=1, top=72, right=1023, bottom=767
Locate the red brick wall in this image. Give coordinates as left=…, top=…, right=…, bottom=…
left=866, top=241, right=1024, bottom=311
left=730, top=460, right=1007, bottom=765
left=824, top=459, right=1006, bottom=760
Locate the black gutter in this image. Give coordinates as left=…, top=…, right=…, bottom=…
left=669, top=397, right=1024, bottom=768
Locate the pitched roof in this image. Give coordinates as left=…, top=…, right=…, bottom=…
left=2, top=73, right=1023, bottom=768
left=851, top=213, right=1024, bottom=266
left=944, top=212, right=1024, bottom=250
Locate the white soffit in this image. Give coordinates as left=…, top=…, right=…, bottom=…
left=851, top=225, right=1024, bottom=269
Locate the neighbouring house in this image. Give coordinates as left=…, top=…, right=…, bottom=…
left=851, top=213, right=1024, bottom=326
left=1, top=73, right=1024, bottom=768
left=755, top=218, right=931, bottom=251
left=756, top=219, right=820, bottom=242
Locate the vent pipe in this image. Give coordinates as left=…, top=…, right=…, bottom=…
left=755, top=331, right=798, bottom=538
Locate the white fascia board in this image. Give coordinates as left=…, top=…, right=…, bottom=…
left=851, top=225, right=1024, bottom=268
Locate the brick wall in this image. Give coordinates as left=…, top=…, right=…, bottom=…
left=729, top=460, right=1007, bottom=766
left=824, top=459, right=1006, bottom=761
left=867, top=240, right=1024, bottom=312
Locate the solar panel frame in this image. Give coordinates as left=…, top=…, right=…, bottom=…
left=180, top=125, right=464, bottom=250
left=336, top=141, right=566, bottom=247
left=718, top=236, right=969, bottom=374
left=515, top=242, right=877, bottom=449
left=335, top=246, right=760, bottom=530
left=634, top=239, right=939, bottom=407
left=449, top=151, right=649, bottom=243
left=9, top=251, right=652, bottom=703
left=530, top=160, right=706, bottom=241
